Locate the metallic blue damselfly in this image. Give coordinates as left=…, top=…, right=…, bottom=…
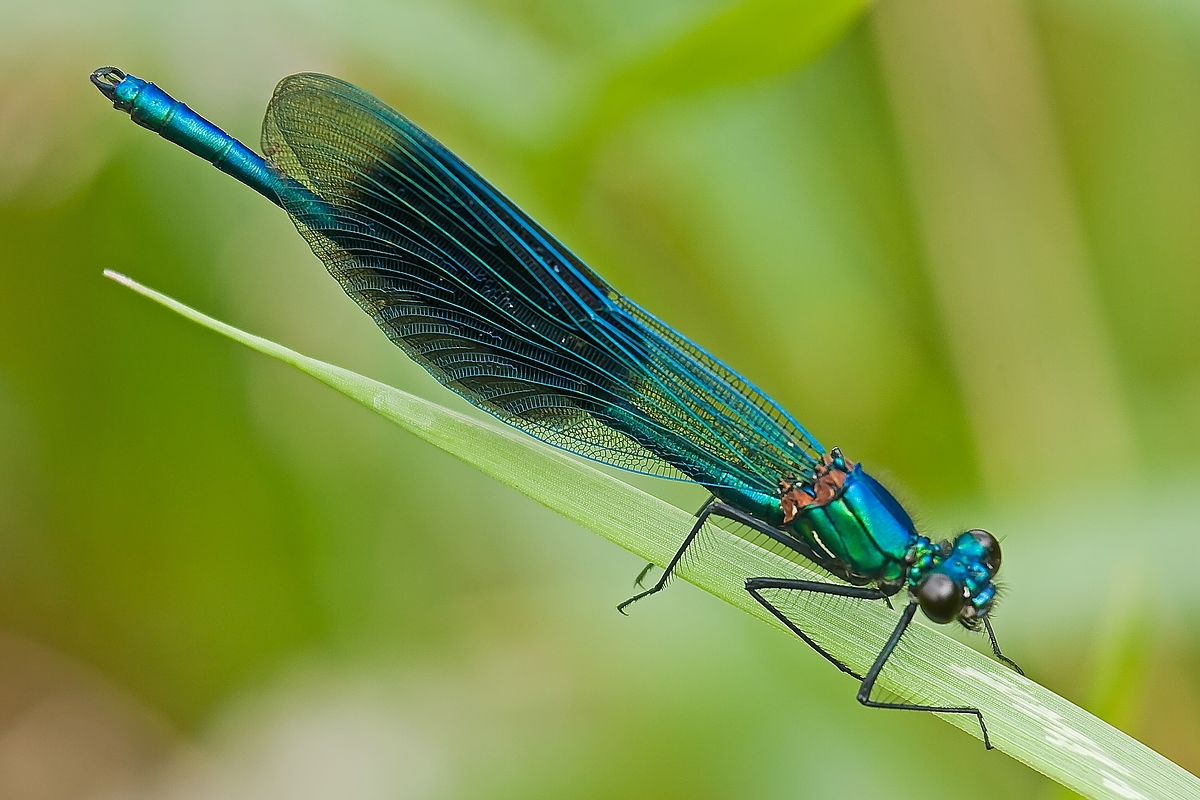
left=91, top=66, right=1022, bottom=748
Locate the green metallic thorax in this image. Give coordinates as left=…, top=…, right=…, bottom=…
left=717, top=463, right=918, bottom=590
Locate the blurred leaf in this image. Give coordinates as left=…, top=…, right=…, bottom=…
left=537, top=0, right=872, bottom=202
left=107, top=268, right=1200, bottom=800
left=596, top=0, right=872, bottom=116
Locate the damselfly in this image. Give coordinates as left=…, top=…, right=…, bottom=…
left=91, top=66, right=1022, bottom=748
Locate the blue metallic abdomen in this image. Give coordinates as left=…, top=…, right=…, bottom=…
left=94, top=69, right=287, bottom=207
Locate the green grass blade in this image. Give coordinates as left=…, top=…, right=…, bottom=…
left=105, top=269, right=1200, bottom=800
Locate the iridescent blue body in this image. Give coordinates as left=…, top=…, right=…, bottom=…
left=795, top=465, right=915, bottom=585
left=100, top=72, right=287, bottom=206
left=713, top=464, right=910, bottom=586
left=92, top=66, right=1019, bottom=747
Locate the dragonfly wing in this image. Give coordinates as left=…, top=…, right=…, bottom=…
left=261, top=73, right=822, bottom=494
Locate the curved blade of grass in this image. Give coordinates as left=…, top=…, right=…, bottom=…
left=105, top=269, right=1200, bottom=800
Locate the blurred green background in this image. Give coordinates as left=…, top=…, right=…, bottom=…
left=2, top=0, right=1199, bottom=797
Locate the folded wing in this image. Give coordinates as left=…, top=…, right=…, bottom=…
left=261, top=73, right=822, bottom=496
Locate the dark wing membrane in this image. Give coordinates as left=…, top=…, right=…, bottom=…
left=261, top=73, right=822, bottom=494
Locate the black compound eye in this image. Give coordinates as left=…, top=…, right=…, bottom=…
left=915, top=572, right=965, bottom=624
left=969, top=529, right=1001, bottom=573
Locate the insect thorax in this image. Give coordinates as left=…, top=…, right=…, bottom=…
left=779, top=449, right=918, bottom=587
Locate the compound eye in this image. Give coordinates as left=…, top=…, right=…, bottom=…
left=914, top=572, right=965, bottom=624
left=969, top=529, right=1001, bottom=573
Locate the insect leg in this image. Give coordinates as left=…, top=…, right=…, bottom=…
left=620, top=499, right=851, bottom=614
left=618, top=497, right=730, bottom=614
left=632, top=496, right=713, bottom=589
left=984, top=617, right=1024, bottom=675
left=858, top=602, right=994, bottom=749
left=745, top=576, right=888, bottom=678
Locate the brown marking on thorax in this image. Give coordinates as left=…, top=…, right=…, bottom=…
left=778, top=449, right=856, bottom=524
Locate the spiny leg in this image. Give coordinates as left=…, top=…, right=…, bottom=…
left=748, top=577, right=995, bottom=750
left=984, top=617, right=1024, bottom=676
left=619, top=496, right=832, bottom=613
left=619, top=497, right=728, bottom=614
left=633, top=496, right=713, bottom=589
left=858, top=602, right=994, bottom=749
left=745, top=577, right=889, bottom=678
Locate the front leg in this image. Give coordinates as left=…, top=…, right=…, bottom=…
left=984, top=618, right=1024, bottom=676
left=857, top=602, right=993, bottom=749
